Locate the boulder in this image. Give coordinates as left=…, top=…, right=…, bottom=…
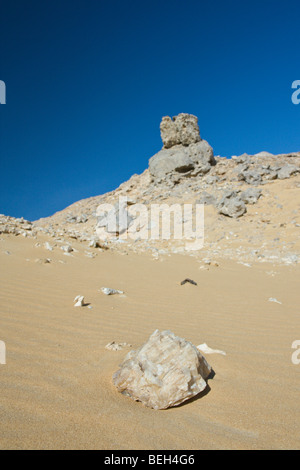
left=240, top=188, right=262, bottom=205
left=149, top=147, right=193, bottom=179
left=241, top=170, right=262, bottom=185
left=218, top=190, right=247, bottom=218
left=277, top=164, right=299, bottom=180
left=149, top=140, right=215, bottom=181
left=113, top=329, right=212, bottom=410
left=235, top=153, right=251, bottom=165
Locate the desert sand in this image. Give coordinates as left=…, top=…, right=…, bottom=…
left=0, top=231, right=300, bottom=450
left=1, top=114, right=300, bottom=449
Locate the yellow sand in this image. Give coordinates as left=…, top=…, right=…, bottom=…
left=0, top=234, right=299, bottom=450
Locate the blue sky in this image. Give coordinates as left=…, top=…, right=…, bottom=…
left=0, top=0, right=299, bottom=221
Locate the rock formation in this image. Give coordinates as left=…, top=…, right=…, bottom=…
left=149, top=113, right=216, bottom=182
left=217, top=190, right=247, bottom=218
left=113, top=329, right=212, bottom=410
left=3, top=113, right=300, bottom=267
left=160, top=113, right=201, bottom=148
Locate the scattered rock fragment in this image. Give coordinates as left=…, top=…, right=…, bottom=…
left=105, top=341, right=132, bottom=351
left=101, top=287, right=124, bottom=295
left=44, top=242, right=54, bottom=251
left=197, top=343, right=226, bottom=356
left=180, top=278, right=197, bottom=286
left=74, top=295, right=85, bottom=307
left=61, top=245, right=73, bottom=253
left=268, top=297, right=282, bottom=304
left=35, top=258, right=51, bottom=264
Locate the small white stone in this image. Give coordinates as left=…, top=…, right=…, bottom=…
left=74, top=295, right=85, bottom=307
left=197, top=343, right=226, bottom=356
left=268, top=297, right=282, bottom=304
left=101, top=287, right=124, bottom=295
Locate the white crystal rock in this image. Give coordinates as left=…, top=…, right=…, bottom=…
left=268, top=297, right=282, bottom=304
left=101, top=287, right=124, bottom=295
left=74, top=295, right=85, bottom=307
left=197, top=343, right=226, bottom=356
left=113, top=329, right=212, bottom=410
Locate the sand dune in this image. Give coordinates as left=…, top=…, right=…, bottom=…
left=0, top=233, right=299, bottom=449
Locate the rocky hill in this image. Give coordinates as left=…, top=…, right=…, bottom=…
left=1, top=113, right=300, bottom=265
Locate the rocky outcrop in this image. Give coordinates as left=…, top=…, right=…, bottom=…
left=233, top=153, right=300, bottom=184
left=3, top=113, right=299, bottom=266
left=149, top=114, right=215, bottom=182
left=0, top=215, right=34, bottom=236
left=113, top=329, right=212, bottom=409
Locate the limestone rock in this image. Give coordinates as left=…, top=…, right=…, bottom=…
left=268, top=297, right=282, bottom=304
left=172, top=113, right=201, bottom=147
left=61, top=244, right=73, bottom=253
left=241, top=169, right=262, bottom=185
left=149, top=147, right=193, bottom=179
left=218, top=191, right=247, bottom=218
left=149, top=140, right=215, bottom=181
left=74, top=295, right=85, bottom=307
left=240, top=188, right=262, bottom=205
left=149, top=113, right=215, bottom=182
left=277, top=164, right=299, bottom=180
left=197, top=343, right=226, bottom=356
left=101, top=287, right=124, bottom=295
left=196, top=191, right=217, bottom=206
left=235, top=153, right=251, bottom=165
left=160, top=113, right=200, bottom=149
left=160, top=116, right=181, bottom=149
left=113, top=329, right=212, bottom=410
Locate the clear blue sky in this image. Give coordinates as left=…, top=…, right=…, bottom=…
left=0, top=0, right=299, bottom=221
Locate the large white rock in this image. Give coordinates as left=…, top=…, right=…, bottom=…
left=113, top=329, right=212, bottom=410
